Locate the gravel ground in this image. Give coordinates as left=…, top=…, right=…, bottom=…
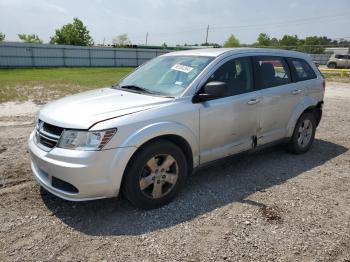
left=0, top=82, right=349, bottom=261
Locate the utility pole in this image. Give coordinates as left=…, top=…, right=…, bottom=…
left=347, top=45, right=350, bottom=69
left=205, top=25, right=209, bottom=45
left=145, top=32, right=149, bottom=46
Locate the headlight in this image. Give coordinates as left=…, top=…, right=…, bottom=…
left=57, top=129, right=117, bottom=150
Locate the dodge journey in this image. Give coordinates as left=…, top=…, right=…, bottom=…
left=28, top=48, right=325, bottom=209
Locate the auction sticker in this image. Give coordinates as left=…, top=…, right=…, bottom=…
left=171, top=64, right=193, bottom=73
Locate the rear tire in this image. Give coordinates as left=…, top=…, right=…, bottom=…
left=122, top=140, right=188, bottom=209
left=287, top=112, right=316, bottom=154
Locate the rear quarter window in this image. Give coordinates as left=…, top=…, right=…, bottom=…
left=288, top=58, right=317, bottom=82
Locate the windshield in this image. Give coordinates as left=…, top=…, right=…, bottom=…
left=117, top=55, right=213, bottom=96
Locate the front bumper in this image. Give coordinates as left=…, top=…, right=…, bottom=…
left=28, top=131, right=137, bottom=201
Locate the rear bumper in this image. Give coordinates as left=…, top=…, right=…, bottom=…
left=28, top=131, right=137, bottom=201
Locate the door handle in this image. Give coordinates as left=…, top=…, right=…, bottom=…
left=291, top=89, right=302, bottom=95
left=247, top=98, right=261, bottom=105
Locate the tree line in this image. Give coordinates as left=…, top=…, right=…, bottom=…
left=0, top=18, right=349, bottom=54
left=222, top=33, right=350, bottom=53
left=0, top=18, right=93, bottom=46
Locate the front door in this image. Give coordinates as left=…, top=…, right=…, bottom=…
left=197, top=57, right=262, bottom=164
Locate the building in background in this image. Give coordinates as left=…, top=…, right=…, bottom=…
left=325, top=47, right=349, bottom=54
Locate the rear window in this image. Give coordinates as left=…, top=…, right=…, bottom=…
left=254, top=57, right=291, bottom=89
left=288, top=58, right=317, bottom=81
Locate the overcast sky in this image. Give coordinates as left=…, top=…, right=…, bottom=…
left=0, top=0, right=349, bottom=46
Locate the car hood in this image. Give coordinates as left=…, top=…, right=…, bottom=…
left=38, top=88, right=174, bottom=129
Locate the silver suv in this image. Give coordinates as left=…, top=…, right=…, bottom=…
left=28, top=48, right=325, bottom=209
left=327, top=53, right=350, bottom=69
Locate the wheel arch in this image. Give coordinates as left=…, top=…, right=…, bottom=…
left=129, top=134, right=193, bottom=172
left=303, top=101, right=323, bottom=127
left=119, top=134, right=194, bottom=197
left=119, top=121, right=198, bottom=164
left=118, top=121, right=199, bottom=191
left=286, top=97, right=322, bottom=137
left=327, top=62, right=337, bottom=69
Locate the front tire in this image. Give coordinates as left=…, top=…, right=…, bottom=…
left=122, top=140, right=188, bottom=209
left=287, top=112, right=316, bottom=154
left=327, top=62, right=337, bottom=69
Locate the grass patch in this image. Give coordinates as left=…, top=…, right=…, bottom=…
left=0, top=67, right=348, bottom=103
left=0, top=67, right=134, bottom=103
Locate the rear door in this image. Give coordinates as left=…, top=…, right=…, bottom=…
left=336, top=55, right=348, bottom=67
left=254, top=56, right=305, bottom=145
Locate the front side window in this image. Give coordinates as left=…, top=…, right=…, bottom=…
left=255, top=57, right=291, bottom=89
left=289, top=59, right=316, bottom=81
left=206, top=57, right=254, bottom=97
left=117, top=55, right=213, bottom=97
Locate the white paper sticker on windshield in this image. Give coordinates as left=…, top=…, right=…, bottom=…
left=171, top=64, right=193, bottom=73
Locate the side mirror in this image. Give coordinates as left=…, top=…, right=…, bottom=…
left=194, top=81, right=228, bottom=102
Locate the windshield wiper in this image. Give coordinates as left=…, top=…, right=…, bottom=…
left=112, top=84, right=175, bottom=98
left=117, top=84, right=154, bottom=94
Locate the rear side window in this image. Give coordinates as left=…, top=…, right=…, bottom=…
left=288, top=58, right=317, bottom=81
left=254, top=57, right=291, bottom=89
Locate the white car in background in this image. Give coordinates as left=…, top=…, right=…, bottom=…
left=327, top=53, right=350, bottom=68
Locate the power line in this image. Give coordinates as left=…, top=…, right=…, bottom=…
left=210, top=11, right=350, bottom=30
left=129, top=10, right=350, bottom=41
left=333, top=37, right=350, bottom=39
left=129, top=26, right=208, bottom=40
left=207, top=16, right=349, bottom=34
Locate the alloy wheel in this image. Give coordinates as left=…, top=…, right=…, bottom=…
left=139, top=154, right=179, bottom=199
left=297, top=119, right=313, bottom=148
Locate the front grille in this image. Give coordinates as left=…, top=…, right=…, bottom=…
left=36, top=120, right=64, bottom=149
left=42, top=122, right=63, bottom=136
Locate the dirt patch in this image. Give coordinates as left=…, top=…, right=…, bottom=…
left=0, top=83, right=349, bottom=261
left=0, top=100, right=40, bottom=117
left=260, top=205, right=283, bottom=222
left=0, top=102, right=38, bottom=189
left=327, top=82, right=350, bottom=99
